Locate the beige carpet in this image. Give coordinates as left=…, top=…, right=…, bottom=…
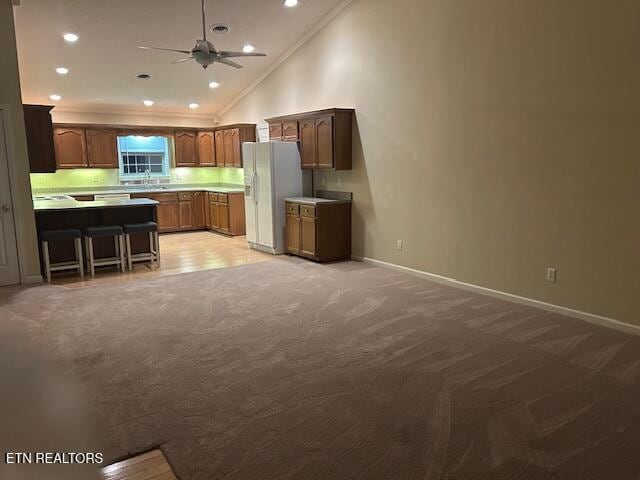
left=1, top=258, right=639, bottom=480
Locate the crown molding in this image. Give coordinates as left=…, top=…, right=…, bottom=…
left=51, top=105, right=216, bottom=121
left=218, top=0, right=354, bottom=118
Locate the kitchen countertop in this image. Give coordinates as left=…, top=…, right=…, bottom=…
left=283, top=197, right=352, bottom=205
left=31, top=184, right=245, bottom=197
left=33, top=198, right=159, bottom=212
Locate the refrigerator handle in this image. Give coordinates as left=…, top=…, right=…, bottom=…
left=252, top=172, right=258, bottom=205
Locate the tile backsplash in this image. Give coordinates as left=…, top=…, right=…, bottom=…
left=31, top=167, right=244, bottom=189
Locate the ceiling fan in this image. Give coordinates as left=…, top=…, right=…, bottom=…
left=139, top=0, right=266, bottom=70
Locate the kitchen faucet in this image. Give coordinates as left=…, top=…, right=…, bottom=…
left=144, top=169, right=151, bottom=188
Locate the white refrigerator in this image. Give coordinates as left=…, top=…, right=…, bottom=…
left=243, top=142, right=303, bottom=254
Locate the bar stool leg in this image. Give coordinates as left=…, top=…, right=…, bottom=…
left=126, top=233, right=133, bottom=271
left=88, top=237, right=95, bottom=276
left=119, top=234, right=126, bottom=272
left=148, top=231, right=155, bottom=266
left=154, top=231, right=161, bottom=264
left=42, top=240, right=51, bottom=283
left=75, top=237, right=84, bottom=278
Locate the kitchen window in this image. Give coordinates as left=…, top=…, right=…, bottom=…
left=117, top=135, right=171, bottom=179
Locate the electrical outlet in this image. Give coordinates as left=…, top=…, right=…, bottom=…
left=546, top=267, right=557, bottom=283
left=91, top=175, right=99, bottom=184
left=337, top=178, right=342, bottom=187
left=320, top=177, right=326, bottom=187
left=397, top=240, right=403, bottom=251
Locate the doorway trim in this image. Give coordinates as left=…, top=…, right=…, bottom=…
left=0, top=104, right=42, bottom=284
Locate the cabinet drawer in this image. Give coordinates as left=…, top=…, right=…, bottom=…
left=178, top=192, right=193, bottom=202
left=286, top=202, right=299, bottom=215
left=300, top=205, right=316, bottom=218
left=151, top=192, right=179, bottom=203
left=217, top=193, right=228, bottom=204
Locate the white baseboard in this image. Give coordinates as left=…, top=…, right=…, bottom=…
left=22, top=274, right=43, bottom=285
left=352, top=255, right=640, bottom=336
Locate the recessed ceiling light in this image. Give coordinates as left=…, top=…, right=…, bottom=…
left=63, top=33, right=78, bottom=43
left=55, top=67, right=69, bottom=75
left=49, top=94, right=62, bottom=101
left=284, top=0, right=299, bottom=6
left=189, top=103, right=199, bottom=109
left=136, top=73, right=152, bottom=80
left=208, top=81, right=220, bottom=89
left=242, top=44, right=255, bottom=53
left=143, top=100, right=154, bottom=107
left=210, top=23, right=230, bottom=35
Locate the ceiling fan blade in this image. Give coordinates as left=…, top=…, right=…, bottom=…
left=171, top=57, right=194, bottom=64
left=219, top=51, right=267, bottom=58
left=138, top=46, right=192, bottom=54
left=216, top=57, right=244, bottom=69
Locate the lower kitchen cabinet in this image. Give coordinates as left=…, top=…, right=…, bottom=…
left=285, top=200, right=351, bottom=262
left=132, top=190, right=245, bottom=235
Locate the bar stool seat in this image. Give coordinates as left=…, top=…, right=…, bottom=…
left=123, top=222, right=160, bottom=270
left=83, top=225, right=125, bottom=276
left=41, top=228, right=84, bottom=282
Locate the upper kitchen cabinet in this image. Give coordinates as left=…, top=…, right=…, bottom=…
left=86, top=128, right=118, bottom=168
left=197, top=131, right=216, bottom=167
left=23, top=104, right=56, bottom=173
left=213, top=124, right=256, bottom=168
left=174, top=130, right=198, bottom=167
left=54, top=126, right=88, bottom=168
left=265, top=109, right=354, bottom=170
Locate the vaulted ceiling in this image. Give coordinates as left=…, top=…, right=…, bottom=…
left=13, top=0, right=344, bottom=117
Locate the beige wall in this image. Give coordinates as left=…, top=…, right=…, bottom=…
left=1, top=1, right=41, bottom=283
left=221, top=0, right=640, bottom=325
left=51, top=109, right=216, bottom=128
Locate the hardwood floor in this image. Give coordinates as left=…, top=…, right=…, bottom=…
left=52, top=231, right=273, bottom=287
left=100, top=450, right=177, bottom=480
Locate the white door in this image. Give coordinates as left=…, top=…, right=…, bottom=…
left=255, top=143, right=275, bottom=248
left=0, top=112, right=20, bottom=286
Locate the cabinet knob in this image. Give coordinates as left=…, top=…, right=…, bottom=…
left=1, top=205, right=9, bottom=212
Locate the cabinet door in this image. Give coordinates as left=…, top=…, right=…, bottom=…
left=231, top=128, right=242, bottom=167
left=192, top=192, right=206, bottom=228
left=219, top=203, right=230, bottom=233
left=54, top=127, right=87, bottom=168
left=174, top=130, right=198, bottom=167
left=157, top=203, right=180, bottom=232
left=197, top=131, right=215, bottom=167
left=300, top=216, right=317, bottom=257
left=223, top=130, right=234, bottom=167
left=315, top=116, right=334, bottom=169
left=269, top=122, right=283, bottom=141
left=282, top=121, right=299, bottom=142
left=179, top=201, right=193, bottom=229
left=299, top=119, right=316, bottom=168
left=209, top=199, right=220, bottom=229
left=23, top=105, right=56, bottom=173
left=86, top=128, right=118, bottom=168
left=286, top=214, right=301, bottom=253
left=214, top=130, right=225, bottom=167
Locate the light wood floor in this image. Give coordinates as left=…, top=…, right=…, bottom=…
left=100, top=449, right=176, bottom=480
left=52, top=231, right=273, bottom=287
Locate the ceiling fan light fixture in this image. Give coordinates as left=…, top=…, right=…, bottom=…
left=209, top=81, right=220, bottom=89
left=189, top=103, right=199, bottom=109
left=242, top=44, right=255, bottom=53
left=63, top=33, right=78, bottom=43
left=284, top=0, right=299, bottom=7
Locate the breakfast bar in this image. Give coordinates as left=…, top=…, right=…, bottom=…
left=34, top=197, right=159, bottom=271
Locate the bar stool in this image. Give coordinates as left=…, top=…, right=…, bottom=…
left=40, top=228, right=84, bottom=282
left=83, top=225, right=126, bottom=276
left=123, top=221, right=160, bottom=270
